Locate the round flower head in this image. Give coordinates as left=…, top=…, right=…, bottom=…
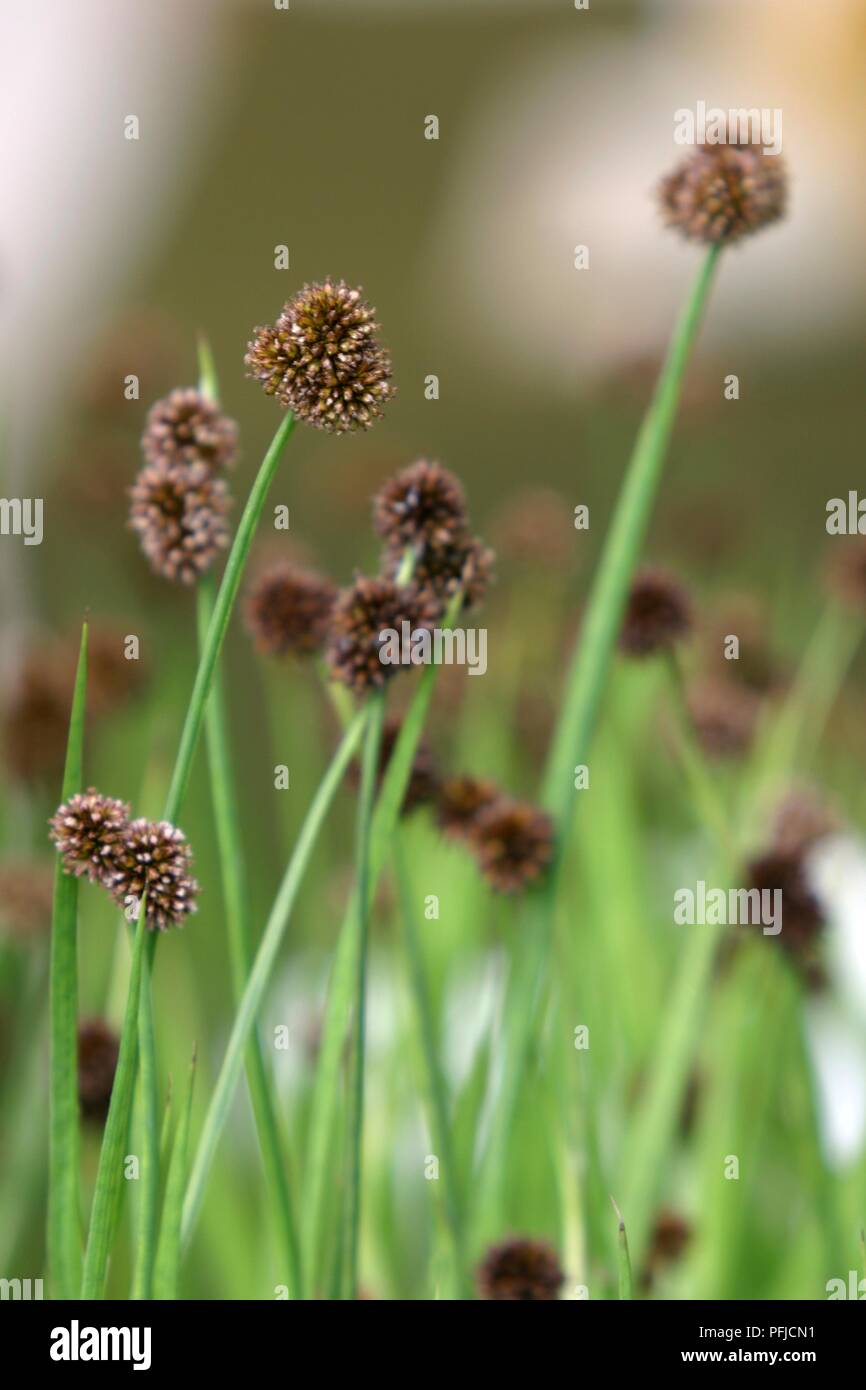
left=326, top=575, right=439, bottom=693
left=49, top=789, right=130, bottom=884
left=477, top=1237, right=564, bottom=1301
left=77, top=1018, right=120, bottom=1124
left=245, top=279, right=395, bottom=433
left=642, top=1209, right=693, bottom=1290
left=619, top=567, right=692, bottom=658
left=383, top=533, right=494, bottom=615
left=107, top=818, right=199, bottom=931
left=373, top=461, right=467, bottom=552
left=245, top=562, right=336, bottom=658
left=141, top=387, right=238, bottom=473
left=659, top=141, right=787, bottom=245
left=436, top=774, right=500, bottom=841
left=129, top=458, right=231, bottom=584
left=470, top=796, right=554, bottom=894
left=746, top=848, right=824, bottom=978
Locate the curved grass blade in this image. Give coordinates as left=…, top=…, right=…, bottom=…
left=611, top=1199, right=633, bottom=1300
left=48, top=620, right=88, bottom=1299
left=153, top=1047, right=197, bottom=1299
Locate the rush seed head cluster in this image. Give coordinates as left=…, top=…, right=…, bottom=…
left=326, top=575, right=439, bottom=693
left=659, top=141, right=787, bottom=245
left=619, top=567, right=692, bottom=657
left=141, top=387, right=238, bottom=473
left=245, top=561, right=337, bottom=658
left=477, top=1237, right=564, bottom=1300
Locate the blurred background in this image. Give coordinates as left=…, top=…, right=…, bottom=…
left=3, top=0, right=866, bottom=1300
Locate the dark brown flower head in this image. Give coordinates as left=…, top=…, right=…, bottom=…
left=348, top=718, right=439, bottom=816
left=826, top=537, right=866, bottom=610
left=383, top=534, right=495, bottom=614
left=245, top=279, right=395, bottom=433
left=436, top=774, right=500, bottom=840
left=619, top=567, right=692, bottom=658
left=470, top=796, right=554, bottom=894
left=642, top=1209, right=693, bottom=1289
left=686, top=677, right=760, bottom=759
left=0, top=860, right=55, bottom=942
left=477, top=1237, right=564, bottom=1301
left=245, top=562, right=336, bottom=658
left=83, top=628, right=148, bottom=716
left=49, top=789, right=130, bottom=884
left=77, top=1018, right=120, bottom=1124
left=2, top=651, right=71, bottom=785
left=106, top=818, right=199, bottom=931
left=373, top=461, right=467, bottom=552
left=746, top=848, right=825, bottom=977
left=141, top=387, right=238, bottom=473
left=659, top=141, right=787, bottom=245
left=326, top=575, right=439, bottom=693
left=129, top=458, right=231, bottom=584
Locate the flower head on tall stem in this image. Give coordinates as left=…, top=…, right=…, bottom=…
left=244, top=561, right=336, bottom=658
left=326, top=575, right=439, bottom=693
left=436, top=773, right=500, bottom=840
left=49, top=789, right=130, bottom=884
left=373, top=461, right=467, bottom=551
left=106, top=818, right=199, bottom=931
left=129, top=458, right=231, bottom=584
left=245, top=279, right=395, bottom=432
left=382, top=533, right=494, bottom=615
left=477, top=1236, right=564, bottom=1301
left=141, top=387, right=238, bottom=473
left=469, top=795, right=554, bottom=894
left=619, top=567, right=692, bottom=658
left=659, top=141, right=787, bottom=245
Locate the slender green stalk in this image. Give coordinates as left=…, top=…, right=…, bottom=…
left=344, top=691, right=387, bottom=1298
left=48, top=622, right=88, bottom=1299
left=153, top=1048, right=197, bottom=1299
left=612, top=1199, right=633, bottom=1300
left=180, top=707, right=367, bottom=1250
left=130, top=978, right=159, bottom=1299
left=197, top=575, right=303, bottom=1298
left=80, top=906, right=148, bottom=1299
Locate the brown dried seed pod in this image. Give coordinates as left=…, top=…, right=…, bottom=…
left=326, top=575, right=439, bottom=693
left=382, top=534, right=495, bottom=614
left=77, top=1018, right=121, bottom=1123
left=141, top=387, right=238, bottom=473
left=436, top=774, right=500, bottom=840
left=477, top=1237, right=564, bottom=1301
left=372, top=461, right=467, bottom=551
left=469, top=796, right=554, bottom=894
left=244, top=562, right=336, bottom=658
left=619, top=567, right=692, bottom=658
left=659, top=141, right=787, bottom=245
left=129, top=458, right=231, bottom=584
left=107, top=818, right=199, bottom=931
left=49, top=789, right=130, bottom=884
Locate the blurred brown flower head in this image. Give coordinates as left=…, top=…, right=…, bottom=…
left=141, top=387, right=238, bottom=473
left=373, top=461, right=467, bottom=552
left=106, top=818, right=199, bottom=931
left=477, top=1236, right=564, bottom=1301
left=383, top=534, right=495, bottom=615
left=326, top=576, right=439, bottom=693
left=436, top=774, right=500, bottom=840
left=49, top=789, right=130, bottom=884
left=746, top=847, right=825, bottom=980
left=82, top=628, right=148, bottom=716
left=470, top=796, right=554, bottom=894
left=77, top=1018, right=120, bottom=1124
left=245, top=562, right=336, bottom=658
left=245, top=279, right=395, bottom=433
left=642, top=1209, right=693, bottom=1290
left=2, top=649, right=71, bottom=785
left=619, top=568, right=692, bottom=658
left=659, top=141, right=787, bottom=245
left=129, top=458, right=231, bottom=584
left=687, top=677, right=760, bottom=759
left=0, top=860, right=55, bottom=942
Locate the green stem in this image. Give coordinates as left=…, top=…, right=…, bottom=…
left=197, top=575, right=303, bottom=1299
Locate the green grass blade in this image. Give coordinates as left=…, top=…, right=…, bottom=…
left=197, top=574, right=303, bottom=1299
left=80, top=907, right=148, bottom=1299
left=180, top=707, right=368, bottom=1251
left=612, top=1199, right=633, bottom=1300
left=48, top=620, right=88, bottom=1299
left=153, top=1048, right=197, bottom=1299
left=129, top=980, right=160, bottom=1300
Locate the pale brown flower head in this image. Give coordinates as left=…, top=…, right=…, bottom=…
left=106, top=818, right=199, bottom=931
left=659, top=141, right=787, bottom=245
left=373, top=461, right=467, bottom=552
left=619, top=567, right=692, bottom=658
left=245, top=562, right=336, bottom=658
left=326, top=575, right=439, bottom=693
left=49, top=789, right=130, bottom=884
left=141, top=387, right=238, bottom=473
left=436, top=774, right=500, bottom=840
left=2, top=650, right=71, bottom=785
left=470, top=796, right=554, bottom=894
left=129, top=458, right=231, bottom=584
left=477, top=1237, right=564, bottom=1301
left=245, top=279, right=395, bottom=433
left=77, top=1018, right=120, bottom=1124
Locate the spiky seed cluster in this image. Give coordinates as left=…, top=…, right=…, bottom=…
left=245, top=562, right=336, bottom=657
left=382, top=533, right=495, bottom=614
left=106, top=818, right=199, bottom=931
left=326, top=576, right=439, bottom=693
left=477, top=1237, right=564, bottom=1301
left=619, top=568, right=692, bottom=658
left=746, top=848, right=824, bottom=976
left=245, top=279, right=395, bottom=433
left=373, top=461, right=467, bottom=551
left=659, top=141, right=787, bottom=245
left=0, top=860, right=54, bottom=941
left=436, top=774, right=500, bottom=840
left=49, top=789, right=131, bottom=884
left=77, top=1019, right=120, bottom=1123
left=469, top=796, right=554, bottom=894
left=141, top=387, right=238, bottom=473
left=129, top=459, right=231, bottom=584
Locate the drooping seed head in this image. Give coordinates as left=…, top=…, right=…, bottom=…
left=326, top=575, right=439, bottom=693
left=106, top=818, right=199, bottom=931
left=469, top=796, right=554, bottom=894
left=129, top=458, right=231, bottom=584
left=659, top=141, right=787, bottom=245
left=373, top=461, right=467, bottom=552
left=141, top=387, right=238, bottom=473
left=436, top=774, right=500, bottom=840
left=245, top=279, right=395, bottom=433
left=382, top=533, right=495, bottom=614
left=619, top=567, right=692, bottom=658
left=77, top=1018, right=120, bottom=1123
left=477, top=1237, right=564, bottom=1301
left=49, top=789, right=130, bottom=884
left=244, top=562, right=336, bottom=658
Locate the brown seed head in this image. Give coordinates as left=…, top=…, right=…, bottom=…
left=436, top=774, right=500, bottom=840
left=77, top=1018, right=120, bottom=1123
left=470, top=796, right=554, bottom=894
left=373, top=461, right=467, bottom=552
left=477, top=1237, right=564, bottom=1301
left=619, top=567, right=692, bottom=658
left=141, top=387, right=238, bottom=473
left=642, top=1209, right=693, bottom=1289
left=383, top=534, right=495, bottom=614
left=686, top=677, right=760, bottom=759
left=107, top=818, right=199, bottom=931
left=245, top=562, right=336, bottom=658
left=83, top=628, right=148, bottom=715
left=659, top=141, right=787, bottom=245
left=0, top=859, right=55, bottom=941
left=326, top=575, right=439, bottom=693
left=129, top=458, right=231, bottom=584
left=49, top=789, right=130, bottom=884
left=245, top=279, right=395, bottom=433
left=2, top=651, right=71, bottom=785
left=746, top=847, right=825, bottom=975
